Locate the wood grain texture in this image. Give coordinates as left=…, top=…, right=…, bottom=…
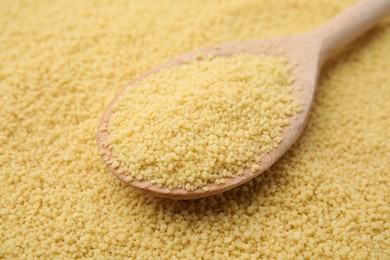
left=96, top=0, right=390, bottom=199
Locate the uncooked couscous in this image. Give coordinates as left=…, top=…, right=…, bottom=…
left=0, top=0, right=389, bottom=259
left=105, top=54, right=301, bottom=190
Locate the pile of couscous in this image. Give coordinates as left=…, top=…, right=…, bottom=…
left=1, top=0, right=389, bottom=258
left=105, top=54, right=301, bottom=190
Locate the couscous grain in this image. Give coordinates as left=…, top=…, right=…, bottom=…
left=0, top=0, right=389, bottom=259
left=106, top=54, right=301, bottom=190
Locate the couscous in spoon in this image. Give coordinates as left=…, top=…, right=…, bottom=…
left=97, top=0, right=390, bottom=199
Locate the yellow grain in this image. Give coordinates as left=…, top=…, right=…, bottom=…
left=106, top=54, right=301, bottom=190
left=0, top=0, right=389, bottom=259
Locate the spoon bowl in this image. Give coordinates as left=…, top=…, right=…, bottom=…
left=97, top=0, right=390, bottom=199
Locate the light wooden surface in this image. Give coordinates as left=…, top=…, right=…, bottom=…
left=96, top=0, right=390, bottom=199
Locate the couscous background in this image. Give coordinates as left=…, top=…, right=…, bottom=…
left=1, top=0, right=389, bottom=258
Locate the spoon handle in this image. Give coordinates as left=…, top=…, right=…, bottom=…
left=315, top=0, right=390, bottom=63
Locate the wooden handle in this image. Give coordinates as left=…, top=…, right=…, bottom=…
left=315, top=0, right=390, bottom=63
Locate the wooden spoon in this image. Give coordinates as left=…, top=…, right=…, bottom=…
left=97, top=0, right=390, bottom=199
